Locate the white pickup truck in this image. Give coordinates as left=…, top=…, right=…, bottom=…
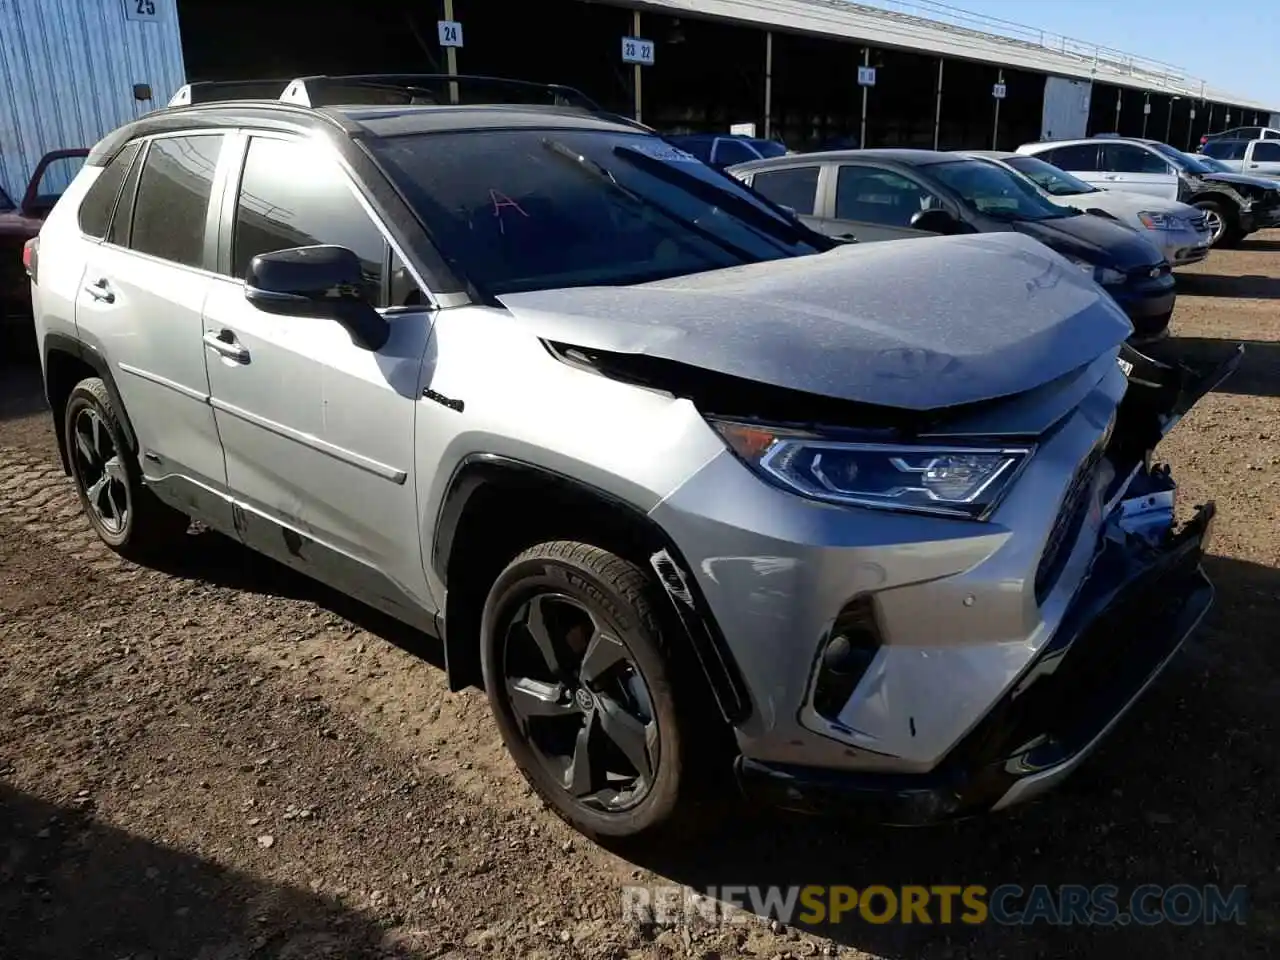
left=1199, top=138, right=1280, bottom=176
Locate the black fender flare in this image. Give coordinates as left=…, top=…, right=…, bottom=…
left=432, top=453, right=751, bottom=725
left=43, top=333, right=139, bottom=471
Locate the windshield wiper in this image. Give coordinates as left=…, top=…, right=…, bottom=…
left=538, top=139, right=761, bottom=261
left=611, top=144, right=831, bottom=250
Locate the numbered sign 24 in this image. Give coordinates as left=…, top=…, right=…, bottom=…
left=125, top=0, right=160, bottom=20
left=438, top=20, right=463, bottom=48
left=622, top=36, right=655, bottom=66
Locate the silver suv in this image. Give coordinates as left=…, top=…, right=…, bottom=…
left=27, top=75, right=1236, bottom=841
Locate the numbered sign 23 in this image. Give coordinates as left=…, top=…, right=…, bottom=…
left=438, top=20, right=463, bottom=48
left=622, top=36, right=655, bottom=66
left=125, top=0, right=161, bottom=20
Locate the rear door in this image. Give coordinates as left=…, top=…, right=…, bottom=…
left=1244, top=139, right=1280, bottom=175
left=200, top=131, right=436, bottom=626
left=1097, top=143, right=1179, bottom=198
left=75, top=132, right=231, bottom=500
left=818, top=163, right=946, bottom=242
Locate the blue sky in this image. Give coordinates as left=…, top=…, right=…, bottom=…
left=861, top=0, right=1275, bottom=107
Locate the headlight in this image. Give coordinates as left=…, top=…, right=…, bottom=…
left=1137, top=211, right=1184, bottom=230
left=712, top=421, right=1033, bottom=520
left=1063, top=254, right=1125, bottom=286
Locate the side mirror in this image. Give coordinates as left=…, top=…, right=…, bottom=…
left=244, top=245, right=389, bottom=351
left=910, top=208, right=962, bottom=235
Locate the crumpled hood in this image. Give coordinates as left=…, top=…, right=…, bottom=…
left=499, top=232, right=1133, bottom=411
left=1199, top=171, right=1280, bottom=192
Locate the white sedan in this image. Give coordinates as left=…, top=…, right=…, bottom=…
left=960, top=150, right=1213, bottom=267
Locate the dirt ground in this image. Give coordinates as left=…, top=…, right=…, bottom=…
left=1, top=236, right=1278, bottom=960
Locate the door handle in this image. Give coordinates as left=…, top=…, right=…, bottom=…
left=1103, top=174, right=1121, bottom=181
left=1249, top=162, right=1260, bottom=168
left=83, top=278, right=115, bottom=303
left=203, top=329, right=250, bottom=364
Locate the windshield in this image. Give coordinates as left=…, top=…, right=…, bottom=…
left=750, top=139, right=788, bottom=159
left=1189, top=152, right=1232, bottom=173
left=928, top=159, right=1075, bottom=221
left=1148, top=141, right=1213, bottom=174
left=1002, top=155, right=1099, bottom=196
left=372, top=129, right=829, bottom=296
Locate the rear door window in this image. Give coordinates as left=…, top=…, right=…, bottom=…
left=749, top=166, right=821, bottom=215
left=78, top=142, right=141, bottom=238
left=1042, top=144, right=1100, bottom=171
left=129, top=134, right=224, bottom=269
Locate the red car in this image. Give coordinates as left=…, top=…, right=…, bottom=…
left=2, top=148, right=89, bottom=325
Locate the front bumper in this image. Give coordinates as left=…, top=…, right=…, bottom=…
left=1159, top=226, right=1212, bottom=267
left=736, top=500, right=1215, bottom=824
left=1107, top=269, right=1176, bottom=340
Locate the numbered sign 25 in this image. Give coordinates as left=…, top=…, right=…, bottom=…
left=438, top=20, right=464, bottom=48
left=622, top=36, right=655, bottom=66
left=124, top=0, right=160, bottom=21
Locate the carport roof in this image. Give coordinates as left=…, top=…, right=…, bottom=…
left=617, top=0, right=1278, bottom=113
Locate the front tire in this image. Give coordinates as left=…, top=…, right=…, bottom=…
left=480, top=541, right=690, bottom=842
left=1194, top=199, right=1240, bottom=247
left=64, top=377, right=188, bottom=559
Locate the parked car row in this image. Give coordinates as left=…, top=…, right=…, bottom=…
left=18, top=75, right=1243, bottom=844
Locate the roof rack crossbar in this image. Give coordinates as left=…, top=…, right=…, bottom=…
left=168, top=79, right=294, bottom=107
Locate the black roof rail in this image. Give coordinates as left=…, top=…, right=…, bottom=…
left=168, top=79, right=293, bottom=107
left=278, top=74, right=604, bottom=111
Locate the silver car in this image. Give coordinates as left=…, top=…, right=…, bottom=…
left=960, top=150, right=1214, bottom=267
left=26, top=75, right=1236, bottom=840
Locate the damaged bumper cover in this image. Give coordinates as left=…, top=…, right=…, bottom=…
left=737, top=495, right=1215, bottom=825
left=732, top=343, right=1241, bottom=824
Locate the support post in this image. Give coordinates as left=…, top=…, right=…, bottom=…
left=1141, top=92, right=1150, bottom=137
left=933, top=58, right=944, bottom=150
left=992, top=68, right=1003, bottom=149
left=632, top=10, right=643, bottom=123
left=764, top=32, right=773, bottom=140
left=444, top=0, right=458, bottom=105
left=1114, top=89, right=1122, bottom=132
left=859, top=47, right=869, bottom=148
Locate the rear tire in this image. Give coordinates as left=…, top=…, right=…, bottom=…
left=480, top=540, right=696, bottom=843
left=64, top=377, right=188, bottom=560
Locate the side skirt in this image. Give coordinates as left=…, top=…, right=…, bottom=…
left=146, top=473, right=440, bottom=638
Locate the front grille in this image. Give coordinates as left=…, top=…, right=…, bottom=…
left=1033, top=445, right=1104, bottom=603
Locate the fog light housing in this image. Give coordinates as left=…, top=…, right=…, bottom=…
left=812, top=597, right=881, bottom=722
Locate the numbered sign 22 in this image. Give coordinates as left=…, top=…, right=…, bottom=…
left=124, top=0, right=160, bottom=21
left=622, top=36, right=655, bottom=66
left=438, top=20, right=464, bottom=48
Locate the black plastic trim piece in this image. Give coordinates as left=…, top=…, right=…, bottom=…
left=43, top=333, right=138, bottom=460
left=433, top=453, right=751, bottom=724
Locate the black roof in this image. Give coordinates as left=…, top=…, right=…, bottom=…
left=89, top=74, right=646, bottom=165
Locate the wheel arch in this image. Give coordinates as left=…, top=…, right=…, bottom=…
left=431, top=453, right=751, bottom=726
left=42, top=333, right=137, bottom=475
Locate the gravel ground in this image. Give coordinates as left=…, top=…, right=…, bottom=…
left=1, top=237, right=1278, bottom=959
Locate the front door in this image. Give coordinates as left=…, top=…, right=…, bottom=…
left=1097, top=143, right=1179, bottom=199
left=201, top=132, right=436, bottom=627
left=1245, top=140, right=1280, bottom=175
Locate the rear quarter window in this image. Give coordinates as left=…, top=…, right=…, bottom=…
left=129, top=134, right=223, bottom=269
left=78, top=142, right=141, bottom=238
